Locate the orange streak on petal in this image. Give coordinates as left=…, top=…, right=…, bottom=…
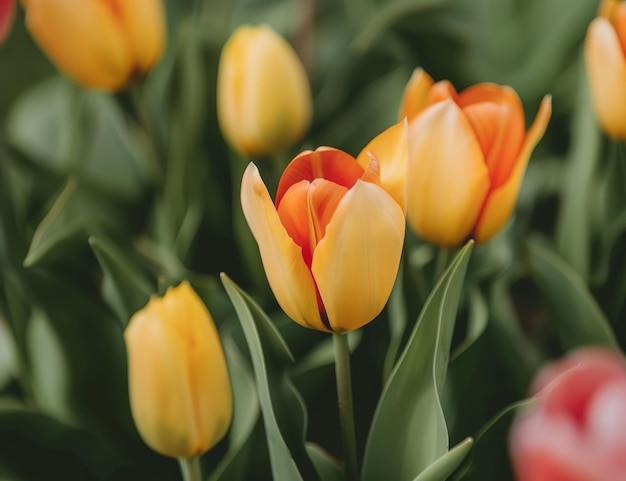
left=275, top=148, right=363, bottom=206
left=612, top=3, right=626, bottom=57
left=424, top=80, right=459, bottom=107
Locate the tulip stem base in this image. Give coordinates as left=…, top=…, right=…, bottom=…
left=334, top=332, right=359, bottom=481
left=434, top=247, right=452, bottom=283
left=178, top=457, right=202, bottom=481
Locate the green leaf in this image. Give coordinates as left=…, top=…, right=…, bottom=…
left=306, top=443, right=344, bottom=481
left=88, top=236, right=155, bottom=325
left=362, top=241, right=474, bottom=481
left=451, top=286, right=487, bottom=361
left=221, top=273, right=317, bottom=481
left=412, top=437, right=473, bottom=481
left=527, top=242, right=618, bottom=350
left=209, top=331, right=261, bottom=481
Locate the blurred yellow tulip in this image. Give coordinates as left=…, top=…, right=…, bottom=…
left=125, top=282, right=232, bottom=459
left=585, top=0, right=626, bottom=138
left=21, top=0, right=166, bottom=91
left=400, top=69, right=552, bottom=246
left=217, top=25, right=313, bottom=157
left=241, top=122, right=407, bottom=332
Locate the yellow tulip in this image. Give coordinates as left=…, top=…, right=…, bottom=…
left=217, top=25, right=313, bottom=157
left=585, top=0, right=626, bottom=139
left=400, top=69, right=552, bottom=246
left=21, top=0, right=166, bottom=91
left=124, top=282, right=232, bottom=459
left=241, top=121, right=407, bottom=332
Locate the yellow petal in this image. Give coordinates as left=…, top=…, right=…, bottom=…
left=398, top=68, right=435, bottom=123
left=24, top=0, right=133, bottom=90
left=474, top=95, right=552, bottom=243
left=406, top=99, right=490, bottom=247
left=113, top=0, right=166, bottom=74
left=217, top=25, right=312, bottom=156
left=312, top=181, right=405, bottom=332
left=241, top=163, right=327, bottom=331
left=585, top=17, right=626, bottom=139
left=356, top=119, right=408, bottom=211
left=125, top=282, right=232, bottom=458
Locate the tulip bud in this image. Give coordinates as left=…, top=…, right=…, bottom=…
left=241, top=121, right=407, bottom=333
left=21, top=0, right=166, bottom=91
left=399, top=69, right=551, bottom=246
left=510, top=348, right=626, bottom=481
left=585, top=0, right=626, bottom=139
left=0, top=0, right=14, bottom=45
left=124, top=282, right=232, bottom=459
left=217, top=25, right=313, bottom=157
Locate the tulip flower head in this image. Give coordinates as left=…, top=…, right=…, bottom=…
left=585, top=0, right=626, bottom=139
left=124, top=282, right=232, bottom=459
left=0, top=0, right=14, bottom=45
left=217, top=25, right=313, bottom=157
left=510, top=348, right=626, bottom=481
left=400, top=69, right=551, bottom=246
left=21, top=0, right=166, bottom=91
left=241, top=121, right=408, bottom=332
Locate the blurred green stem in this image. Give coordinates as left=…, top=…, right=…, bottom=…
left=178, top=457, right=201, bottom=481
left=334, top=332, right=359, bottom=481
left=434, top=247, right=451, bottom=284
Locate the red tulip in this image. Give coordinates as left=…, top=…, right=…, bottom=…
left=0, top=0, right=14, bottom=45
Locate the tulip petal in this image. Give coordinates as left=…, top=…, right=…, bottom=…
left=24, top=0, right=133, bottom=90
left=473, top=95, right=551, bottom=243
left=241, top=163, right=327, bottom=331
left=585, top=17, right=626, bottom=138
left=0, top=0, right=14, bottom=45
left=312, top=181, right=405, bottom=332
left=276, top=147, right=362, bottom=206
left=398, top=68, right=434, bottom=122
left=125, top=282, right=232, bottom=458
left=113, top=0, right=166, bottom=73
left=406, top=99, right=490, bottom=246
left=356, top=119, right=408, bottom=211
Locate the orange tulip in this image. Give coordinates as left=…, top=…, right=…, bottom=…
left=0, top=0, right=14, bottom=45
left=21, top=0, right=166, bottom=91
left=585, top=0, right=626, bottom=138
left=241, top=121, right=407, bottom=332
left=400, top=69, right=551, bottom=246
left=125, top=282, right=233, bottom=459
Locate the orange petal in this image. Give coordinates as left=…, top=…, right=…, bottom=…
left=24, top=0, right=133, bottom=90
left=356, top=119, right=408, bottom=211
left=406, top=99, right=490, bottom=247
left=462, top=87, right=525, bottom=189
left=241, top=163, right=327, bottom=331
left=275, top=147, right=363, bottom=206
left=277, top=179, right=348, bottom=267
left=424, top=80, right=459, bottom=107
left=398, top=68, right=434, bottom=122
left=312, top=181, right=405, bottom=332
left=585, top=17, right=626, bottom=139
left=473, top=95, right=552, bottom=243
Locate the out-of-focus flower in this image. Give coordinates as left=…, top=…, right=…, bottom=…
left=124, top=282, right=232, bottom=459
left=241, top=121, right=407, bottom=332
left=21, top=0, right=166, bottom=91
left=510, top=348, right=626, bottom=481
left=0, top=0, right=14, bottom=45
left=399, top=69, right=551, bottom=246
left=586, top=0, right=626, bottom=139
left=217, top=25, right=313, bottom=157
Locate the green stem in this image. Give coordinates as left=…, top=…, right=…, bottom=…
left=178, top=457, right=202, bottom=481
left=334, top=332, right=359, bottom=481
left=434, top=247, right=451, bottom=284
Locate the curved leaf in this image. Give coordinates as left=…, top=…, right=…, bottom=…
left=413, top=437, right=473, bottom=481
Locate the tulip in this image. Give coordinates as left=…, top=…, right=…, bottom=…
left=124, top=282, right=232, bottom=459
left=585, top=0, right=626, bottom=139
left=217, top=25, right=313, bottom=157
left=400, top=69, right=552, bottom=246
left=509, top=348, right=626, bottom=481
left=0, top=0, right=14, bottom=45
left=241, top=121, right=407, bottom=332
left=21, top=0, right=166, bottom=91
